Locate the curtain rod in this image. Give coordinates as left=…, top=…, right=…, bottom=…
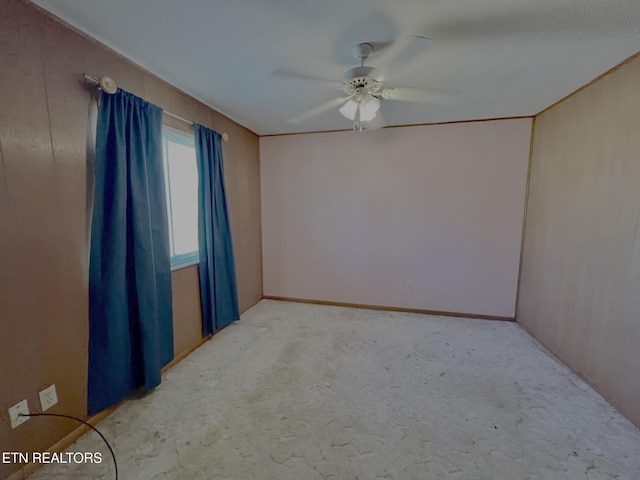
left=83, top=73, right=229, bottom=143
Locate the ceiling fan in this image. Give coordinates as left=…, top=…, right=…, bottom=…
left=280, top=41, right=447, bottom=131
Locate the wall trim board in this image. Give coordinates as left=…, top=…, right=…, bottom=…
left=263, top=296, right=515, bottom=322
left=520, top=52, right=640, bottom=428
left=517, top=322, right=640, bottom=428
left=261, top=119, right=531, bottom=317
left=28, top=1, right=258, bottom=138
left=6, top=333, right=214, bottom=480
left=259, top=115, right=534, bottom=138
left=514, top=116, right=536, bottom=322
left=164, top=294, right=262, bottom=374
left=6, top=406, right=118, bottom=480
left=162, top=334, right=212, bottom=374
left=536, top=49, right=640, bottom=118
left=165, top=292, right=263, bottom=374
left=1, top=2, right=261, bottom=477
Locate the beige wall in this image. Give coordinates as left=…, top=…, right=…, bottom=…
left=0, top=1, right=262, bottom=477
left=261, top=119, right=532, bottom=318
left=518, top=53, right=640, bottom=427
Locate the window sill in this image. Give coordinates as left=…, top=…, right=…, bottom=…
left=171, top=252, right=199, bottom=271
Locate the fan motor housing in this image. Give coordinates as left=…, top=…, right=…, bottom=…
left=342, top=66, right=383, bottom=96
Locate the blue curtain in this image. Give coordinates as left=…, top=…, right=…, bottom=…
left=194, top=124, right=240, bottom=335
left=88, top=90, right=174, bottom=415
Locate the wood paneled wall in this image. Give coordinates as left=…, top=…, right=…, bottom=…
left=518, top=53, right=640, bottom=427
left=0, top=2, right=262, bottom=478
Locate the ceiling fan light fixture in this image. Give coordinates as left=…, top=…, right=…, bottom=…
left=339, top=99, right=358, bottom=120
left=359, top=95, right=380, bottom=122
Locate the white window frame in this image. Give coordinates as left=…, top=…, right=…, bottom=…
left=161, top=125, right=199, bottom=271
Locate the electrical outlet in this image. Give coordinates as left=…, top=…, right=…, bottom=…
left=39, top=384, right=58, bottom=411
left=406, top=282, right=414, bottom=292
left=8, top=400, right=29, bottom=429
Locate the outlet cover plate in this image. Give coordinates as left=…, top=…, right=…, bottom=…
left=9, top=400, right=29, bottom=429
left=39, top=384, right=58, bottom=411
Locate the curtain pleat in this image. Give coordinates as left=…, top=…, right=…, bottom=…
left=194, top=124, right=240, bottom=335
left=88, top=89, right=173, bottom=415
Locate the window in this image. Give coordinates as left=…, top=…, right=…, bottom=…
left=162, top=125, right=199, bottom=270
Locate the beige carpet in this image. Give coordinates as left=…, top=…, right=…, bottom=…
left=30, top=300, right=640, bottom=479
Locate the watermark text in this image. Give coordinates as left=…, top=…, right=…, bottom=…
left=2, top=451, right=102, bottom=464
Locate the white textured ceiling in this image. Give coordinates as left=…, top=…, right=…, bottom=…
left=33, top=0, right=640, bottom=135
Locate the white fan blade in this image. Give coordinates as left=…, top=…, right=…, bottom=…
left=376, top=35, right=432, bottom=78
left=381, top=87, right=454, bottom=104
left=287, top=97, right=349, bottom=124
left=271, top=67, right=340, bottom=88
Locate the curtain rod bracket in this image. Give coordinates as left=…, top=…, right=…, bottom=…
left=83, top=73, right=117, bottom=94
left=83, top=73, right=230, bottom=142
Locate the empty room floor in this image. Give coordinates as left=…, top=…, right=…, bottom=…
left=30, top=300, right=640, bottom=479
